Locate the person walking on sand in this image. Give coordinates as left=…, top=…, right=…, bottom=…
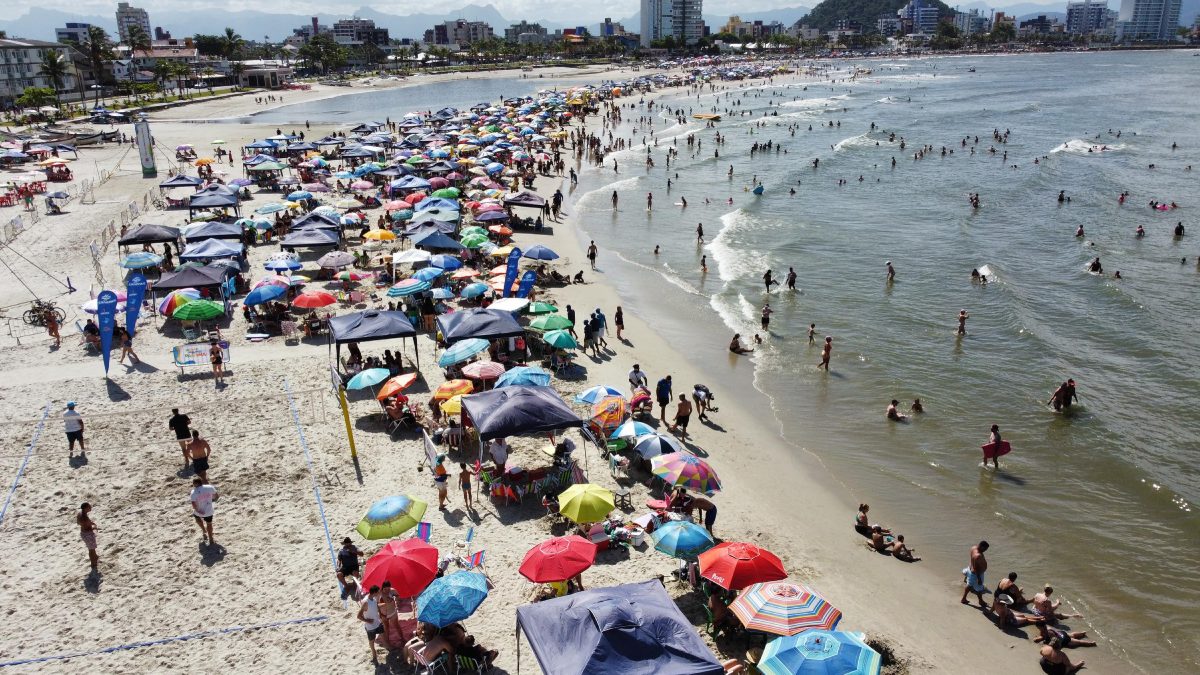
left=45, top=309, right=61, bottom=347
left=432, top=455, right=450, bottom=510
left=565, top=305, right=578, bottom=339
left=671, top=394, right=693, bottom=439
left=656, top=375, right=673, bottom=423
left=587, top=241, right=598, bottom=270
left=64, top=401, right=85, bottom=456
left=189, top=477, right=219, bottom=544
left=614, top=306, right=625, bottom=340
left=819, top=337, right=832, bottom=370
left=77, top=502, right=99, bottom=571
left=458, top=462, right=476, bottom=510
left=187, top=430, right=212, bottom=482
left=169, top=408, right=191, bottom=466
left=957, top=309, right=969, bottom=335
left=960, top=540, right=990, bottom=607
left=209, top=340, right=225, bottom=384
left=628, top=364, right=648, bottom=392
left=118, top=331, right=139, bottom=365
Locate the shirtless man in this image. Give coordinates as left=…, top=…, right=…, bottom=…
left=762, top=269, right=778, bottom=293
left=77, top=502, right=99, bottom=571
left=785, top=267, right=797, bottom=290
left=957, top=309, right=969, bottom=335
left=671, top=395, right=693, bottom=439
left=886, top=261, right=896, bottom=282
left=187, top=430, right=213, bottom=482
left=961, top=540, right=990, bottom=607
left=891, top=534, right=920, bottom=562
left=819, top=336, right=832, bottom=370
left=729, top=334, right=753, bottom=354
left=1039, top=636, right=1086, bottom=674
left=886, top=399, right=907, bottom=421
left=1033, top=585, right=1082, bottom=623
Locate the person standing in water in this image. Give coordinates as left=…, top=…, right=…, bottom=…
left=985, top=424, right=1002, bottom=468
left=808, top=324, right=816, bottom=344
left=611, top=191, right=618, bottom=209
left=819, top=337, right=832, bottom=370
left=587, top=241, right=598, bottom=270
left=763, top=269, right=779, bottom=293
left=886, top=261, right=896, bottom=282
left=786, top=267, right=797, bottom=290
left=957, top=310, right=969, bottom=335
left=696, top=223, right=704, bottom=243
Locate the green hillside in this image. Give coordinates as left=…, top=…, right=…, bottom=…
left=800, top=0, right=954, bottom=31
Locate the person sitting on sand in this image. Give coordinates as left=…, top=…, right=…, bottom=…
left=729, top=333, right=753, bottom=354
left=704, top=582, right=738, bottom=635
left=442, top=623, right=499, bottom=667
left=1035, top=626, right=1097, bottom=649
left=992, top=594, right=1047, bottom=630
left=891, top=534, right=921, bottom=562
left=1039, top=635, right=1086, bottom=674
left=1032, top=585, right=1081, bottom=623
left=886, top=399, right=907, bottom=421
left=994, top=572, right=1028, bottom=607
left=855, top=504, right=890, bottom=536
left=868, top=525, right=891, bottom=553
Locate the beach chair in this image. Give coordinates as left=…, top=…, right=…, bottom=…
left=349, top=290, right=365, bottom=304
left=280, top=320, right=298, bottom=342
left=183, top=327, right=201, bottom=341
left=411, top=647, right=451, bottom=675
left=456, top=655, right=487, bottom=674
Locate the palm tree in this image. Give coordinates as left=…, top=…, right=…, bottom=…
left=230, top=61, right=246, bottom=90
left=220, top=27, right=244, bottom=60
left=153, top=60, right=173, bottom=97
left=81, top=26, right=114, bottom=106
left=38, top=49, right=69, bottom=107
left=171, top=61, right=190, bottom=99
left=124, top=25, right=151, bottom=97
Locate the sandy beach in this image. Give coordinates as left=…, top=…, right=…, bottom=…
left=0, top=63, right=1129, bottom=674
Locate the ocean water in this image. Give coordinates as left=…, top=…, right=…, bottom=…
left=568, top=51, right=1199, bottom=673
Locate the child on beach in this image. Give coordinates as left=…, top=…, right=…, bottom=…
left=459, top=463, right=476, bottom=510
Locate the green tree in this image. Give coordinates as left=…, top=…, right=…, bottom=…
left=124, top=25, right=151, bottom=95
left=17, top=87, right=57, bottom=109
left=192, top=34, right=225, bottom=57
left=171, top=61, right=191, bottom=98
left=230, top=61, right=246, bottom=89
left=298, top=33, right=347, bottom=74
left=220, top=27, right=245, bottom=60
left=153, top=59, right=173, bottom=94
left=81, top=26, right=115, bottom=106
left=38, top=49, right=70, bottom=106
left=929, top=21, right=962, bottom=50
left=989, top=21, right=1016, bottom=43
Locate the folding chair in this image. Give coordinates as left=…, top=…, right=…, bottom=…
left=456, top=655, right=487, bottom=674
left=411, top=647, right=451, bottom=675
left=280, top=320, right=298, bottom=342
left=456, top=526, right=475, bottom=555
left=182, top=327, right=200, bottom=341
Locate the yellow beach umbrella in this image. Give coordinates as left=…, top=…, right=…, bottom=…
left=440, top=394, right=464, bottom=415
left=558, top=484, right=615, bottom=524
left=363, top=229, right=396, bottom=241
left=433, top=379, right=474, bottom=400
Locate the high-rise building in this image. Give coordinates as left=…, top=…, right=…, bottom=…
left=115, top=3, right=151, bottom=42
left=423, top=20, right=494, bottom=46
left=1116, top=0, right=1182, bottom=40
left=505, top=21, right=550, bottom=44
left=640, top=0, right=704, bottom=47
left=897, top=0, right=941, bottom=34
left=55, top=23, right=93, bottom=44
left=331, top=17, right=390, bottom=46
left=1066, top=1, right=1110, bottom=34
left=0, top=38, right=80, bottom=104
left=953, top=9, right=992, bottom=34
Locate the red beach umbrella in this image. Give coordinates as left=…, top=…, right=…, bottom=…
left=697, top=542, right=787, bottom=591
left=519, top=535, right=596, bottom=583
left=291, top=290, right=337, bottom=308
left=361, top=539, right=439, bottom=597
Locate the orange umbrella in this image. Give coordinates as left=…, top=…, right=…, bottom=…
left=433, top=379, right=474, bottom=400
left=194, top=157, right=215, bottom=165
left=376, top=372, right=420, bottom=400
left=487, top=225, right=513, bottom=237
left=450, top=269, right=478, bottom=280
left=589, top=395, right=627, bottom=436
left=489, top=279, right=520, bottom=292
left=489, top=264, right=508, bottom=275
left=363, top=229, right=396, bottom=241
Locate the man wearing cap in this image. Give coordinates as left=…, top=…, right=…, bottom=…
left=337, top=537, right=364, bottom=599
left=64, top=402, right=85, bottom=455
left=628, top=364, right=648, bottom=392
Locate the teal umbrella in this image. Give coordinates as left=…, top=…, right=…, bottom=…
left=438, top=338, right=489, bottom=367
left=529, top=315, right=572, bottom=331
left=347, top=368, right=391, bottom=390
left=416, top=572, right=489, bottom=628
left=651, top=520, right=715, bottom=561
left=542, top=329, right=577, bottom=350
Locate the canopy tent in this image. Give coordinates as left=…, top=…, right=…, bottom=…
left=488, top=297, right=530, bottom=314
left=504, top=190, right=547, bottom=208
left=460, top=386, right=581, bottom=442
left=179, top=238, right=242, bottom=261
left=404, top=219, right=456, bottom=236
left=436, top=308, right=525, bottom=345
left=280, top=228, right=340, bottom=249
left=327, top=310, right=419, bottom=370
left=158, top=174, right=205, bottom=189
left=291, top=211, right=343, bottom=230
left=412, top=231, right=465, bottom=251
left=153, top=265, right=228, bottom=290
left=515, top=579, right=723, bottom=675
left=118, top=223, right=180, bottom=246
left=188, top=186, right=241, bottom=217
left=183, top=220, right=243, bottom=242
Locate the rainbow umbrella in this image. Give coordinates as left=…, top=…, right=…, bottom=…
left=157, top=288, right=199, bottom=315
left=336, top=271, right=373, bottom=282
left=759, top=631, right=881, bottom=675
left=356, top=495, right=428, bottom=540
left=433, top=379, right=474, bottom=400
left=589, top=395, right=627, bottom=436
left=730, top=581, right=843, bottom=637
left=651, top=453, right=722, bottom=495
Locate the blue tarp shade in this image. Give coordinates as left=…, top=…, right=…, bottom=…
left=179, top=238, right=241, bottom=260
left=183, top=220, right=243, bottom=241
left=413, top=231, right=465, bottom=251
left=280, top=228, right=339, bottom=249
left=158, top=174, right=204, bottom=188
left=405, top=220, right=455, bottom=237
left=436, top=309, right=525, bottom=345
left=391, top=175, right=431, bottom=191
left=153, top=266, right=227, bottom=290
left=327, top=310, right=419, bottom=370
left=515, top=580, right=723, bottom=675
left=118, top=223, right=180, bottom=246
left=460, top=386, right=581, bottom=442
left=415, top=197, right=460, bottom=212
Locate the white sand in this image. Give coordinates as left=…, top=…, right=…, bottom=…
left=0, top=67, right=1123, bottom=674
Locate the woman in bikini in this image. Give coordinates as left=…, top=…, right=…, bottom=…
left=209, top=340, right=225, bottom=383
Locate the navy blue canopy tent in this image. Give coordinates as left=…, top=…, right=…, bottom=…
left=153, top=265, right=228, bottom=290
left=118, top=223, right=180, bottom=246
left=391, top=175, right=431, bottom=191
left=179, top=238, right=242, bottom=261
left=291, top=211, right=343, bottom=231
left=413, top=231, right=465, bottom=251
left=327, top=310, right=419, bottom=370
left=280, top=228, right=340, bottom=249
left=436, top=308, right=525, bottom=345
left=460, top=386, right=581, bottom=442
left=188, top=185, right=241, bottom=217
left=504, top=190, right=547, bottom=208
left=158, top=174, right=204, bottom=189
left=183, top=220, right=243, bottom=242
left=405, top=219, right=456, bottom=235
left=515, top=580, right=723, bottom=675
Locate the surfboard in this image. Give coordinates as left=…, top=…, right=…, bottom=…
left=981, top=441, right=1011, bottom=459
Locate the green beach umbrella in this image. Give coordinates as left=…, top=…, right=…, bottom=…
left=530, top=315, right=572, bottom=331
left=459, top=226, right=487, bottom=238
left=526, top=302, right=558, bottom=315
left=356, top=495, right=428, bottom=540
left=460, top=233, right=489, bottom=249
left=432, top=187, right=460, bottom=198
left=171, top=300, right=224, bottom=321
left=543, top=329, right=577, bottom=350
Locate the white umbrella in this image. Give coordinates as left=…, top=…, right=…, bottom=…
left=393, top=249, right=432, bottom=264
left=318, top=250, right=356, bottom=268
left=632, top=433, right=685, bottom=459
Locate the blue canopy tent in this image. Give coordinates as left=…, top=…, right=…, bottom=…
left=158, top=174, right=205, bottom=189
left=413, top=231, right=465, bottom=251
left=460, top=385, right=582, bottom=443
left=436, top=308, right=525, bottom=345
left=183, top=220, right=243, bottom=242
left=280, top=228, right=340, bottom=249
left=291, top=211, right=344, bottom=231
left=327, top=310, right=420, bottom=371
left=515, top=580, right=723, bottom=675
left=179, top=238, right=242, bottom=261
left=405, top=219, right=456, bottom=235
left=153, top=265, right=228, bottom=291
left=188, top=185, right=241, bottom=218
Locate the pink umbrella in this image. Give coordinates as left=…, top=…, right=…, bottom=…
left=302, top=183, right=331, bottom=192
left=350, top=180, right=374, bottom=190
left=428, top=177, right=450, bottom=189
left=462, top=361, right=505, bottom=380
left=384, top=200, right=408, bottom=211
left=255, top=275, right=292, bottom=289
left=445, top=172, right=465, bottom=181
left=476, top=203, right=503, bottom=212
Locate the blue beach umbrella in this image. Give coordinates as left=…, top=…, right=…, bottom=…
left=244, top=283, right=287, bottom=306
left=416, top=572, right=490, bottom=628
left=356, top=495, right=428, bottom=539
left=651, top=520, right=716, bottom=561
left=495, top=365, right=551, bottom=388
left=609, top=419, right=655, bottom=441
left=412, top=267, right=444, bottom=282
left=429, top=254, right=463, bottom=271
left=387, top=278, right=432, bottom=297
left=120, top=252, right=163, bottom=269
left=574, top=384, right=624, bottom=404
left=347, top=367, right=392, bottom=390
left=522, top=244, right=559, bottom=261
left=431, top=288, right=455, bottom=300
left=758, top=630, right=882, bottom=675
left=255, top=203, right=289, bottom=215
left=264, top=258, right=302, bottom=272
left=438, top=338, right=489, bottom=367
left=286, top=190, right=313, bottom=201
left=459, top=282, right=489, bottom=299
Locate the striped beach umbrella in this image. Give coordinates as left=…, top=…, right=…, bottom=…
left=651, top=453, right=722, bottom=495
left=171, top=300, right=224, bottom=321
left=462, top=361, right=505, bottom=381
left=387, top=278, right=431, bottom=297
left=412, top=267, right=444, bottom=282
left=730, top=582, right=842, bottom=636
left=609, top=419, right=655, bottom=441
left=120, top=252, right=163, bottom=269
left=758, top=630, right=881, bottom=675
left=356, top=495, right=428, bottom=540
left=433, top=379, right=474, bottom=400
left=437, top=338, right=489, bottom=367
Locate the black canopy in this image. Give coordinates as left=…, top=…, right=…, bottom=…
left=436, top=309, right=525, bottom=345
left=460, top=386, right=581, bottom=442
left=153, top=266, right=227, bottom=290
left=327, top=310, right=419, bottom=369
left=504, top=190, right=546, bottom=208
left=118, top=223, right=180, bottom=246
left=183, top=220, right=243, bottom=242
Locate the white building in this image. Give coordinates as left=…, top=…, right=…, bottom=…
left=55, top=23, right=94, bottom=45
left=115, top=2, right=151, bottom=42
left=898, top=0, right=941, bottom=34
left=1116, top=0, right=1182, bottom=40
left=1066, top=1, right=1111, bottom=34
left=953, top=9, right=991, bottom=34
left=640, top=0, right=705, bottom=47
left=0, top=38, right=80, bottom=104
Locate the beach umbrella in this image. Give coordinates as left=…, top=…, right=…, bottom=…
left=286, top=190, right=313, bottom=201
left=429, top=254, right=463, bottom=271
left=244, top=283, right=287, bottom=306
left=256, top=202, right=289, bottom=215
left=758, top=630, right=881, bottom=675
left=730, top=582, right=843, bottom=637
left=459, top=282, right=489, bottom=299
left=363, top=229, right=396, bottom=241
left=519, top=535, right=596, bottom=583
left=350, top=180, right=374, bottom=190
left=336, top=271, right=373, bottom=281
left=632, top=432, right=686, bottom=459
left=376, top=372, right=420, bottom=401
left=574, top=385, right=624, bottom=405
left=609, top=419, right=655, bottom=441
left=157, top=288, right=200, bottom=315
left=651, top=453, right=723, bottom=494
left=522, top=245, right=559, bottom=260
left=355, top=495, right=428, bottom=540
left=171, top=300, right=223, bottom=321
left=292, top=290, right=337, bottom=309
left=440, top=394, right=465, bottom=415
left=347, top=368, right=392, bottom=390
left=556, top=484, right=614, bottom=524
left=542, top=329, right=577, bottom=350
left=460, top=233, right=490, bottom=249
left=651, top=520, right=716, bottom=561
left=417, top=572, right=489, bottom=628
left=361, top=539, right=439, bottom=597
left=387, top=278, right=431, bottom=297
left=412, top=267, right=443, bottom=282
left=462, top=361, right=505, bottom=380
left=335, top=198, right=362, bottom=209
left=438, top=338, right=489, bottom=367
left=432, top=288, right=455, bottom=300
left=529, top=315, right=572, bottom=331
left=495, top=366, right=551, bottom=388
left=590, top=396, right=627, bottom=436
left=433, top=379, right=474, bottom=400
left=264, top=258, right=302, bottom=272
left=394, top=249, right=432, bottom=264
left=450, top=269, right=478, bottom=281
left=317, top=250, right=356, bottom=268
left=487, top=225, right=513, bottom=237
left=82, top=298, right=126, bottom=314
left=120, top=252, right=163, bottom=269
left=526, top=302, right=558, bottom=315
left=254, top=275, right=292, bottom=290
left=474, top=210, right=508, bottom=222
left=698, top=542, right=787, bottom=591
left=459, top=226, right=487, bottom=237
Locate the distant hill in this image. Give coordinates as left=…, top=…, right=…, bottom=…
left=799, top=0, right=954, bottom=32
